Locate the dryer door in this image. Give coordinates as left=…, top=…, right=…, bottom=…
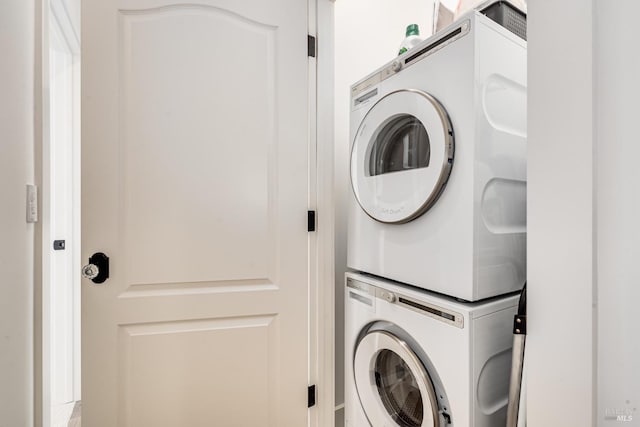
left=350, top=90, right=454, bottom=224
left=354, top=330, right=441, bottom=427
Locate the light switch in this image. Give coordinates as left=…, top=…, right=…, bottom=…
left=26, top=185, right=38, bottom=223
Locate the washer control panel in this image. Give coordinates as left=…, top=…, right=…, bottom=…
left=347, top=277, right=464, bottom=328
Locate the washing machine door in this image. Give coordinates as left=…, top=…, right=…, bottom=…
left=354, top=330, right=441, bottom=427
left=350, top=89, right=454, bottom=224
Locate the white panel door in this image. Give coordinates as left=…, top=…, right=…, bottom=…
left=81, top=1, right=310, bottom=426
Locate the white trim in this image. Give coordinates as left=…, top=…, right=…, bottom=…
left=50, top=0, right=80, bottom=54
left=527, top=0, right=596, bottom=425
left=34, top=1, right=45, bottom=424
left=308, top=0, right=320, bottom=425
left=38, top=3, right=52, bottom=425
left=38, top=1, right=82, bottom=426
left=311, top=1, right=336, bottom=427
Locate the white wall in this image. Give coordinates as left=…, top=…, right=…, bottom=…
left=0, top=1, right=36, bottom=426
left=594, top=1, right=640, bottom=423
left=529, top=0, right=640, bottom=425
left=527, top=0, right=595, bottom=425
left=333, top=1, right=434, bottom=424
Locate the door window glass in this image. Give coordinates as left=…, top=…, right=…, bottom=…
left=368, top=115, right=430, bottom=176
left=374, top=349, right=424, bottom=427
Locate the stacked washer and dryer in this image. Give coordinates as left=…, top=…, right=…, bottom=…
left=345, top=2, right=527, bottom=427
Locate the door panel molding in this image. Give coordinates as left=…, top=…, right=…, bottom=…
left=116, top=5, right=278, bottom=287
left=118, top=278, right=277, bottom=298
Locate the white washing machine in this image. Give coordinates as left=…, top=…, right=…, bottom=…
left=347, top=6, right=527, bottom=301
left=345, top=272, right=518, bottom=427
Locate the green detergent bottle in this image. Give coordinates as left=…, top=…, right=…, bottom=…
left=398, top=24, right=423, bottom=56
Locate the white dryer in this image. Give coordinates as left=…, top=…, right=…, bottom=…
left=345, top=272, right=518, bottom=427
left=347, top=6, right=527, bottom=301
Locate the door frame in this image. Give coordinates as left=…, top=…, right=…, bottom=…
left=34, top=1, right=337, bottom=426
left=35, top=0, right=82, bottom=426
left=311, top=1, right=336, bottom=426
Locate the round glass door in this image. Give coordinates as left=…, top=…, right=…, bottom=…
left=375, top=349, right=424, bottom=426
left=354, top=330, right=441, bottom=427
left=350, top=90, right=454, bottom=224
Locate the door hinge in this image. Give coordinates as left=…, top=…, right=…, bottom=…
left=308, top=35, right=316, bottom=58
left=308, top=210, right=316, bottom=232
left=308, top=385, right=316, bottom=408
